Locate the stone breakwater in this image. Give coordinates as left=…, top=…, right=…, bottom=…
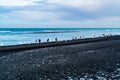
left=0, top=36, right=120, bottom=80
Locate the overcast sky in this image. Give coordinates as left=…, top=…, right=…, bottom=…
left=0, top=0, right=120, bottom=28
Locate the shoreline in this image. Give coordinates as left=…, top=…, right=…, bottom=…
left=0, top=35, right=120, bottom=53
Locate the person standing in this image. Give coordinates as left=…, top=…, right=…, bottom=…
left=47, top=38, right=49, bottom=42
left=38, top=39, right=41, bottom=43
left=55, top=38, right=58, bottom=42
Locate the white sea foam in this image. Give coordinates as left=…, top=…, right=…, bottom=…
left=0, top=43, right=4, bottom=46
left=0, top=31, right=12, bottom=33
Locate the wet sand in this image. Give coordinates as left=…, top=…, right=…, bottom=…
left=0, top=36, right=120, bottom=80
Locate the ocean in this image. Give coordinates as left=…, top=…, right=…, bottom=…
left=0, top=28, right=120, bottom=46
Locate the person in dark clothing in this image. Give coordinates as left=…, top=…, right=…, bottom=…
left=55, top=38, right=58, bottom=42
left=38, top=39, right=41, bottom=43
left=75, top=37, right=77, bottom=40
left=47, top=38, right=49, bottom=42
left=35, top=40, right=37, bottom=43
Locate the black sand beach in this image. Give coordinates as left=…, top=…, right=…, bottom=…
left=0, top=35, right=120, bottom=80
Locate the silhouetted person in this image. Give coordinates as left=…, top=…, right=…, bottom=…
left=55, top=38, right=58, bottom=42
left=38, top=39, right=41, bottom=43
left=75, top=37, right=77, bottom=40
left=35, top=40, right=37, bottom=43
left=47, top=38, right=49, bottom=42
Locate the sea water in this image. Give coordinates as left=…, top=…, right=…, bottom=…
left=0, top=28, right=120, bottom=46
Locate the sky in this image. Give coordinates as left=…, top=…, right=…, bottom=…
left=0, top=0, right=120, bottom=28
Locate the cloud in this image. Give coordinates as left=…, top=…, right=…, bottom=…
left=0, top=0, right=43, bottom=7
left=8, top=10, right=60, bottom=21
left=0, top=0, right=120, bottom=27
left=47, top=0, right=104, bottom=12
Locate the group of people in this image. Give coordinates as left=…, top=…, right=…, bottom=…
left=36, top=33, right=116, bottom=43
left=36, top=38, right=58, bottom=43
left=72, top=36, right=85, bottom=40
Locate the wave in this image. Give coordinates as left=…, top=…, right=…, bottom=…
left=0, top=30, right=82, bottom=34
left=0, top=31, right=12, bottom=33
left=31, top=30, right=82, bottom=34
left=3, top=28, right=118, bottom=34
